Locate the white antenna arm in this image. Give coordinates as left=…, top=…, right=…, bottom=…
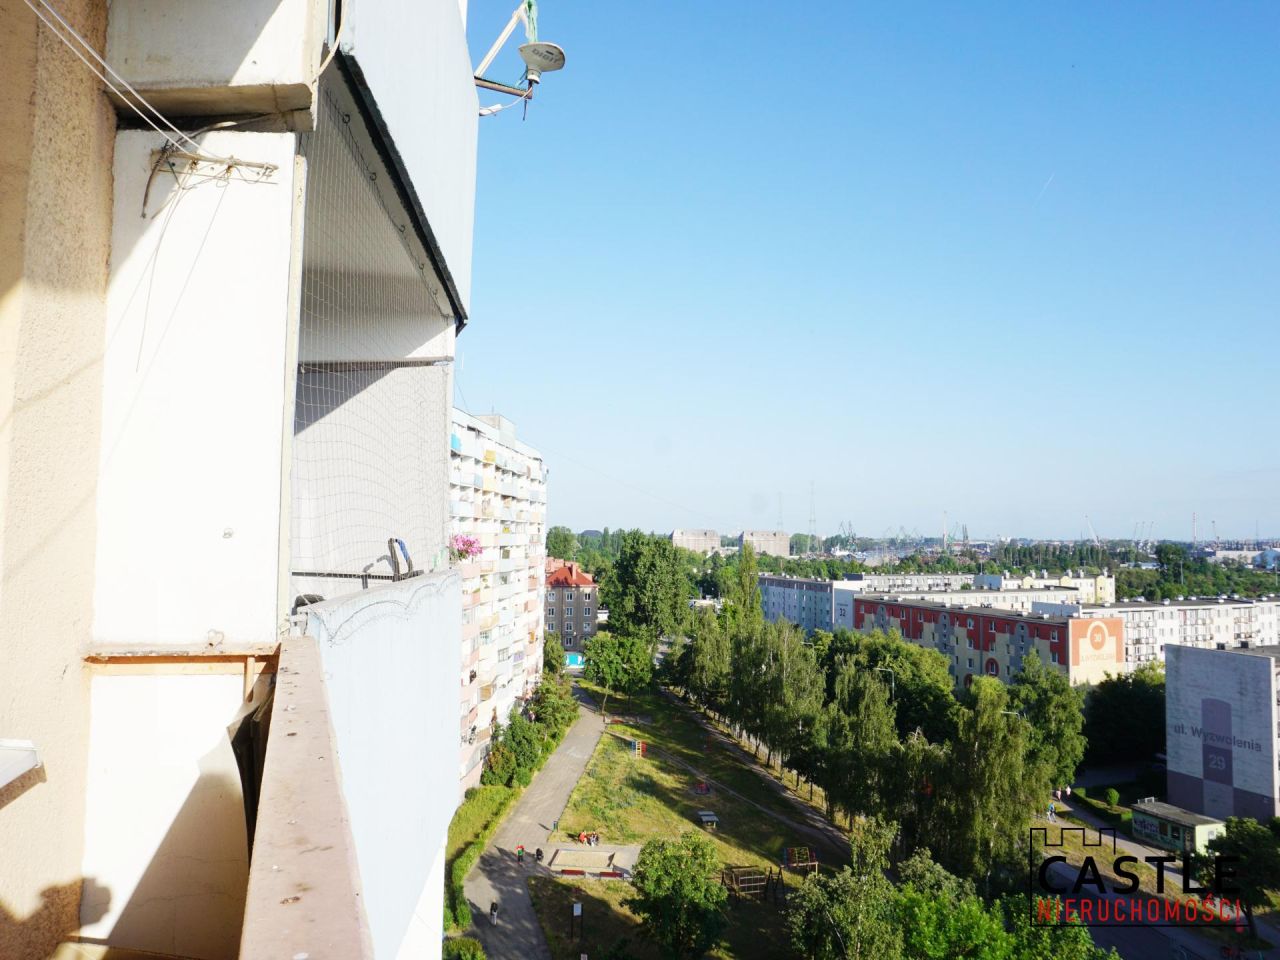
left=474, top=5, right=528, bottom=78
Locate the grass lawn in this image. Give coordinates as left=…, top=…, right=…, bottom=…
left=564, top=683, right=840, bottom=867
left=527, top=683, right=838, bottom=959
left=447, top=785, right=512, bottom=865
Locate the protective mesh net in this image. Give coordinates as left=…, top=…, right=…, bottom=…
left=291, top=81, right=452, bottom=600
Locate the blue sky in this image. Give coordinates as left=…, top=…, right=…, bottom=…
left=458, top=1, right=1279, bottom=542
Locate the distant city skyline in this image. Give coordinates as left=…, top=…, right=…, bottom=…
left=557, top=517, right=1276, bottom=546
left=457, top=1, right=1279, bottom=541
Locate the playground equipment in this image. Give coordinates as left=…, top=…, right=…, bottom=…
left=630, top=738, right=647, bottom=758
left=783, top=846, right=819, bottom=876
left=721, top=865, right=784, bottom=904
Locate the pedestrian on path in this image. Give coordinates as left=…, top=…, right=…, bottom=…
left=516, top=844, right=525, bottom=865
left=1048, top=801, right=1057, bottom=822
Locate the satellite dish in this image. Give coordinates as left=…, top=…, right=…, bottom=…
left=519, top=42, right=566, bottom=83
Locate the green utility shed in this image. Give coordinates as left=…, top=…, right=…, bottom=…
left=1131, top=799, right=1224, bottom=854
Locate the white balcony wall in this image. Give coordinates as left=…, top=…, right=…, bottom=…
left=304, top=570, right=462, bottom=960
left=346, top=0, right=478, bottom=308
left=106, top=0, right=326, bottom=114
left=95, top=130, right=300, bottom=646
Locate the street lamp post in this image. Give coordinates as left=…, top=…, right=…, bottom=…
left=875, top=667, right=895, bottom=700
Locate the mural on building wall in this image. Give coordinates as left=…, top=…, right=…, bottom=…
left=1067, top=617, right=1124, bottom=683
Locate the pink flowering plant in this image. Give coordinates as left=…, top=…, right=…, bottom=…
left=450, top=534, right=482, bottom=562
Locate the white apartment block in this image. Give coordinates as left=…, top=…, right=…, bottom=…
left=451, top=411, right=548, bottom=791
left=762, top=573, right=1118, bottom=635
left=974, top=570, right=1116, bottom=603
left=1033, top=596, right=1280, bottom=668
left=672, top=528, right=721, bottom=554
left=840, top=572, right=977, bottom=593
left=760, top=576, right=833, bottom=633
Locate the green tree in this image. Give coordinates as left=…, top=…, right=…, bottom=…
left=787, top=817, right=903, bottom=960
left=728, top=619, right=769, bottom=752
left=720, top=541, right=762, bottom=635
left=542, top=631, right=565, bottom=677
left=762, top=620, right=825, bottom=770
left=822, top=664, right=899, bottom=820
left=583, top=629, right=653, bottom=714
left=1008, top=650, right=1086, bottom=789
left=1083, top=663, right=1165, bottom=764
left=1155, top=542, right=1187, bottom=578
left=1001, top=896, right=1119, bottom=958
left=894, top=854, right=1119, bottom=960
left=939, top=678, right=1040, bottom=890
left=601, top=530, right=690, bottom=638
left=627, top=831, right=727, bottom=960
left=685, top=607, right=732, bottom=715
left=527, top=676, right=577, bottom=737
left=1204, top=817, right=1280, bottom=937
left=896, top=884, right=1006, bottom=959
left=885, top=732, right=950, bottom=862
left=821, top=629, right=956, bottom=743
left=546, top=525, right=579, bottom=561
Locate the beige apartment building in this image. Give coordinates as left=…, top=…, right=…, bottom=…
left=741, top=529, right=791, bottom=557
left=546, top=562, right=600, bottom=650
left=671, top=528, right=720, bottom=554
left=451, top=410, right=548, bottom=791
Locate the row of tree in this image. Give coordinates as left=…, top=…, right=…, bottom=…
left=789, top=821, right=1116, bottom=960
left=664, top=544, right=1086, bottom=890
left=1116, top=542, right=1279, bottom=599
left=481, top=674, right=579, bottom=788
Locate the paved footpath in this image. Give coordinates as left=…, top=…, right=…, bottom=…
left=464, top=688, right=605, bottom=960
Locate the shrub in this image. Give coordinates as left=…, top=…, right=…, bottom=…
left=442, top=936, right=486, bottom=959
left=1104, top=787, right=1120, bottom=807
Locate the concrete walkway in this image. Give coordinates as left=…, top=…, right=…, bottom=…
left=464, top=690, right=605, bottom=960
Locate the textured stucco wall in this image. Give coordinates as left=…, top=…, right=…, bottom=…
left=0, top=0, right=113, bottom=956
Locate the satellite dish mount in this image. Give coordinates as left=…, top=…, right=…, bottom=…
left=473, top=0, right=566, bottom=104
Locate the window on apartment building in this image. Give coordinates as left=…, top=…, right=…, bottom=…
left=968, top=658, right=974, bottom=668
left=1051, top=652, right=1060, bottom=664
left=565, top=590, right=575, bottom=600
left=566, top=607, right=574, bottom=619
left=1051, top=630, right=1059, bottom=641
